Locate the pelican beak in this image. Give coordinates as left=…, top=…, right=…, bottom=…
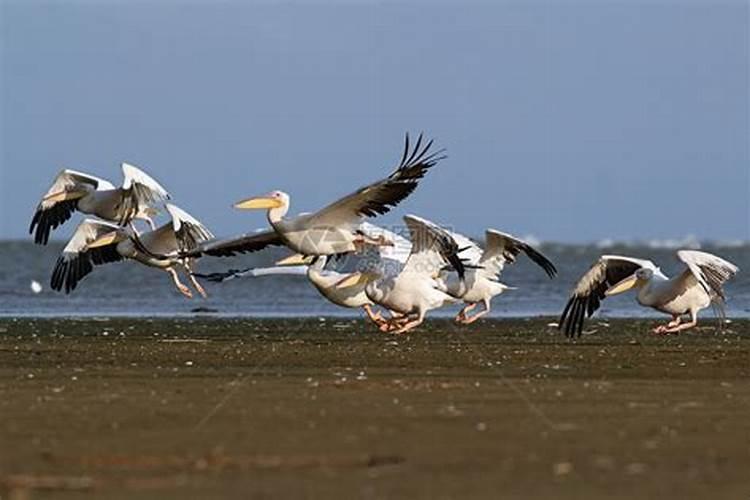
left=605, top=274, right=639, bottom=296
left=334, top=272, right=374, bottom=289
left=43, top=189, right=87, bottom=203
left=234, top=194, right=283, bottom=210
left=276, top=253, right=313, bottom=266
left=88, top=231, right=120, bottom=249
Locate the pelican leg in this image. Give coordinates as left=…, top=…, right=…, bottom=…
left=392, top=311, right=425, bottom=334
left=455, top=303, right=477, bottom=323
left=183, top=261, right=208, bottom=298
left=167, top=267, right=193, bottom=298
left=379, top=314, right=411, bottom=333
left=188, top=272, right=208, bottom=299
left=379, top=316, right=401, bottom=333
left=377, top=310, right=406, bottom=331
left=653, top=315, right=681, bottom=334
left=663, top=312, right=698, bottom=334
left=461, top=299, right=491, bottom=325
left=363, top=304, right=386, bottom=326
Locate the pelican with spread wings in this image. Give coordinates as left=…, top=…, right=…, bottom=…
left=191, top=133, right=444, bottom=259
left=559, top=250, right=739, bottom=337
left=50, top=204, right=213, bottom=298
left=441, top=230, right=557, bottom=324
left=336, top=215, right=466, bottom=334
left=198, top=256, right=388, bottom=325
left=30, top=163, right=170, bottom=244
left=194, top=222, right=413, bottom=326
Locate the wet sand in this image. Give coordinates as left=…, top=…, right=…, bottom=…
left=1, top=317, right=749, bottom=499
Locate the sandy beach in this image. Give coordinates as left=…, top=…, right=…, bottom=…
left=1, top=317, right=749, bottom=499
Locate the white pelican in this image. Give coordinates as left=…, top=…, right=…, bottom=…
left=440, top=230, right=557, bottom=324
left=198, top=256, right=388, bottom=325
left=193, top=223, right=413, bottom=326
left=30, top=163, right=170, bottom=244
left=207, top=133, right=444, bottom=258
left=50, top=204, right=213, bottom=298
left=336, top=215, right=466, bottom=334
left=559, top=250, right=739, bottom=337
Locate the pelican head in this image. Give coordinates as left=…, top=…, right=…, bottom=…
left=234, top=191, right=289, bottom=210
left=605, top=268, right=652, bottom=296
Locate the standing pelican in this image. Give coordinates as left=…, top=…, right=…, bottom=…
left=201, top=133, right=444, bottom=258
left=337, top=215, right=466, bottom=334
left=30, top=163, right=170, bottom=244
left=50, top=204, right=213, bottom=298
left=441, top=230, right=557, bottom=324
left=559, top=250, right=739, bottom=337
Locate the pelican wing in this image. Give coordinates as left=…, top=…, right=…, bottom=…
left=478, top=230, right=557, bottom=280
left=676, top=250, right=739, bottom=301
left=358, top=221, right=412, bottom=266
left=559, top=255, right=654, bottom=337
left=117, top=163, right=171, bottom=225
left=50, top=219, right=124, bottom=293
left=445, top=230, right=484, bottom=267
left=184, top=229, right=284, bottom=258
left=165, top=204, right=214, bottom=253
left=193, top=265, right=308, bottom=283
left=307, top=133, right=445, bottom=227
left=402, top=215, right=465, bottom=280
left=30, top=169, right=115, bottom=245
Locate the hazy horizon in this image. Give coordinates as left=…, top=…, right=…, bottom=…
left=2, top=1, right=748, bottom=244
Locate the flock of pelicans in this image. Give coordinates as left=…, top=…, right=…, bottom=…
left=30, top=134, right=739, bottom=336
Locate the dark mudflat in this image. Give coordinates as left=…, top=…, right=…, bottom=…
left=1, top=317, right=748, bottom=499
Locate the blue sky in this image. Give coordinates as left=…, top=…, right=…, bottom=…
left=1, top=0, right=748, bottom=243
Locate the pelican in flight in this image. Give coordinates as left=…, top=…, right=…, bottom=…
left=197, top=133, right=444, bottom=259
left=30, top=163, right=170, bottom=244
left=194, top=222, right=412, bottom=326
left=559, top=250, right=739, bottom=337
left=198, top=256, right=388, bottom=325
left=441, top=230, right=557, bottom=324
left=336, top=215, right=466, bottom=334
left=50, top=204, right=213, bottom=298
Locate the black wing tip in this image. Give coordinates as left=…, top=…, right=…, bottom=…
left=29, top=199, right=78, bottom=245
left=192, top=267, right=251, bottom=282
left=558, top=296, right=585, bottom=338
left=519, top=243, right=557, bottom=279
left=451, top=253, right=466, bottom=281
left=49, top=254, right=91, bottom=294
left=397, top=132, right=445, bottom=172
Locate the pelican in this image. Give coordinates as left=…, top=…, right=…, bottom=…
left=198, top=256, right=388, bottom=325
left=198, top=133, right=444, bottom=258
left=336, top=215, right=466, bottom=334
left=559, top=250, right=739, bottom=337
left=30, top=163, right=170, bottom=244
left=50, top=203, right=213, bottom=298
left=440, top=230, right=557, bottom=324
left=193, top=222, right=413, bottom=326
